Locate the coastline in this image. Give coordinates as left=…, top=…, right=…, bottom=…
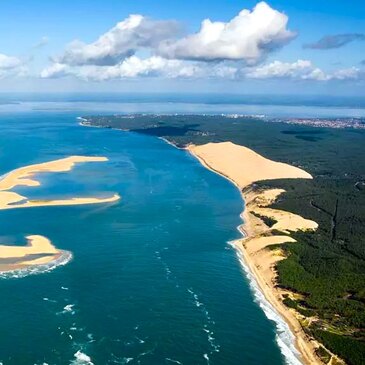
left=77, top=121, right=334, bottom=364
left=186, top=142, right=321, bottom=365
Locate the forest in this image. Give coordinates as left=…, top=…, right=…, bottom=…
left=84, top=114, right=365, bottom=364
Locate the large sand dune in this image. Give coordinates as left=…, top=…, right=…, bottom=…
left=187, top=141, right=312, bottom=189
left=188, top=141, right=321, bottom=365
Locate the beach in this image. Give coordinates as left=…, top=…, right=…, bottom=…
left=187, top=141, right=321, bottom=365
left=0, top=235, right=69, bottom=272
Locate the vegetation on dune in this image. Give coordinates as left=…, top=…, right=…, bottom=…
left=83, top=114, right=365, bottom=364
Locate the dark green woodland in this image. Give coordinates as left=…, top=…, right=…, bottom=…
left=83, top=114, right=365, bottom=364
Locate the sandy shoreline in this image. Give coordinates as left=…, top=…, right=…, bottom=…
left=0, top=155, right=120, bottom=273
left=187, top=142, right=321, bottom=365
left=0, top=235, right=69, bottom=272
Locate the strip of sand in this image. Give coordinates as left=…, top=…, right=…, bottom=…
left=0, top=235, right=67, bottom=272
left=0, top=235, right=58, bottom=258
left=0, top=156, right=108, bottom=191
left=0, top=191, right=120, bottom=210
left=187, top=142, right=321, bottom=365
left=0, top=156, right=120, bottom=210
left=0, top=156, right=120, bottom=274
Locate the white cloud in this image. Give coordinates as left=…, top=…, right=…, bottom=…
left=41, top=56, right=242, bottom=81
left=331, top=67, right=360, bottom=80
left=40, top=63, right=69, bottom=78
left=0, top=54, right=22, bottom=70
left=158, top=2, right=295, bottom=63
left=50, top=2, right=294, bottom=68
left=246, top=60, right=362, bottom=81
left=42, top=56, right=201, bottom=81
left=56, top=15, right=180, bottom=66
left=246, top=59, right=313, bottom=79
left=0, top=53, right=25, bottom=78
left=38, top=2, right=363, bottom=85
left=75, top=56, right=185, bottom=80
left=41, top=57, right=363, bottom=83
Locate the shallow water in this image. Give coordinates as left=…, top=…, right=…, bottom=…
left=0, top=110, right=289, bottom=365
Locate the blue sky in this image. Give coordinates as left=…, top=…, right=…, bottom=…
left=0, top=0, right=364, bottom=94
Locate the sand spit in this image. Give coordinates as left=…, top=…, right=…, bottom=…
left=187, top=142, right=321, bottom=365
left=0, top=191, right=120, bottom=210
left=0, top=156, right=120, bottom=275
left=0, top=156, right=108, bottom=191
left=0, top=235, right=69, bottom=272
left=0, top=156, right=120, bottom=210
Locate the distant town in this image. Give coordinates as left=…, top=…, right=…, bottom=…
left=271, top=117, right=365, bottom=129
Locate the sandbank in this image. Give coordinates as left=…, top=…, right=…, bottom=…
left=0, top=235, right=67, bottom=272
left=0, top=156, right=108, bottom=191
left=0, top=156, right=120, bottom=210
left=0, top=191, right=120, bottom=210
left=0, top=155, right=120, bottom=274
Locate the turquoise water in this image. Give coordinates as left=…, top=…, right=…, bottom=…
left=0, top=110, right=290, bottom=365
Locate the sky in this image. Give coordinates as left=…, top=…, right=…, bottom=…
left=0, top=0, right=365, bottom=95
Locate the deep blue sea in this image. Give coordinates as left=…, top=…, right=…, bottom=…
left=2, top=94, right=360, bottom=365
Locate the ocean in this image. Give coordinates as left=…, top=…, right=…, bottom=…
left=1, top=94, right=361, bottom=365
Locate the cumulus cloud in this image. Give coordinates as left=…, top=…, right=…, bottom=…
left=158, top=2, right=295, bottom=63
left=246, top=60, right=361, bottom=81
left=246, top=59, right=313, bottom=79
left=330, top=67, right=360, bottom=80
left=40, top=56, right=363, bottom=82
left=0, top=54, right=22, bottom=70
left=0, top=53, right=25, bottom=78
left=41, top=56, right=243, bottom=81
left=56, top=15, right=180, bottom=66
left=304, top=33, right=365, bottom=50
left=40, top=63, right=69, bottom=78
left=39, top=2, right=364, bottom=84
left=41, top=56, right=206, bottom=80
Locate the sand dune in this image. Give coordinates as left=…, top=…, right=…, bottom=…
left=188, top=141, right=321, bottom=365
left=187, top=142, right=312, bottom=189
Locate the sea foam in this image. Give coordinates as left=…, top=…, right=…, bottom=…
left=70, top=350, right=94, bottom=365
left=232, top=243, right=303, bottom=365
left=0, top=250, right=73, bottom=280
